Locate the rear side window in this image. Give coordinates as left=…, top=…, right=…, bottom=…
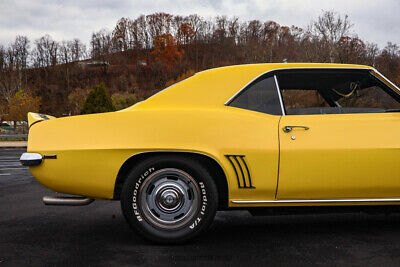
left=229, top=76, right=282, bottom=115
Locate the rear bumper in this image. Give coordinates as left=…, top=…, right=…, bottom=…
left=20, top=153, right=42, bottom=166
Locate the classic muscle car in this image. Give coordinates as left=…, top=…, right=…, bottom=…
left=21, top=63, right=400, bottom=243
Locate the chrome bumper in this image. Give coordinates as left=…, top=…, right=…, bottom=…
left=20, top=152, right=42, bottom=166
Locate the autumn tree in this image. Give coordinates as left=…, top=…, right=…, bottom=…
left=80, top=83, right=115, bottom=114
left=7, top=90, right=41, bottom=132
left=177, top=23, right=196, bottom=45
left=151, top=34, right=184, bottom=70
left=0, top=99, right=7, bottom=123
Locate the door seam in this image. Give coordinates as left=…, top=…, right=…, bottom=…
left=274, top=115, right=283, bottom=200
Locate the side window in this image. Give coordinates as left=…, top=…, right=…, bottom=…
left=229, top=76, right=282, bottom=115
left=336, top=84, right=400, bottom=110
left=277, top=70, right=400, bottom=115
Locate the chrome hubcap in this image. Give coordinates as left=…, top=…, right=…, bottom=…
left=138, top=168, right=200, bottom=229
left=156, top=186, right=184, bottom=212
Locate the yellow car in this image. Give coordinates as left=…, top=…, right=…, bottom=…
left=20, top=63, right=400, bottom=243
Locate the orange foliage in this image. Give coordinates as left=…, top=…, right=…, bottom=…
left=7, top=90, right=41, bottom=121
left=151, top=34, right=184, bottom=70
left=177, top=23, right=196, bottom=45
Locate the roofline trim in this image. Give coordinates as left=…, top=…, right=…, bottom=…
left=224, top=67, right=375, bottom=106
left=373, top=69, right=400, bottom=92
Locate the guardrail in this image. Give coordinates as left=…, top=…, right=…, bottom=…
left=0, top=134, right=28, bottom=138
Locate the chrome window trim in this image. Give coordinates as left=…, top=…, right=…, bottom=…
left=232, top=198, right=400, bottom=204
left=274, top=75, right=286, bottom=116
left=224, top=67, right=377, bottom=114
left=372, top=69, right=400, bottom=93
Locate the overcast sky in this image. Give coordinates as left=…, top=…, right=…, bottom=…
left=0, top=0, right=399, bottom=48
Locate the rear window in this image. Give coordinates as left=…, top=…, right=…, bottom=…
left=229, top=76, right=282, bottom=115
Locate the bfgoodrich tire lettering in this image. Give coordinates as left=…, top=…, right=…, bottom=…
left=120, top=155, right=218, bottom=243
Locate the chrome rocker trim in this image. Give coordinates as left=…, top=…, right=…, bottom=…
left=232, top=198, right=400, bottom=204
left=20, top=152, right=42, bottom=166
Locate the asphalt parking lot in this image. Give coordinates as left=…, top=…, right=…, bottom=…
left=2, top=148, right=400, bottom=266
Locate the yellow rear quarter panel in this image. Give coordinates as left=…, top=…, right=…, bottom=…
left=28, top=107, right=279, bottom=201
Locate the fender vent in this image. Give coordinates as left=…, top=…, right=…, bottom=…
left=225, top=155, right=255, bottom=189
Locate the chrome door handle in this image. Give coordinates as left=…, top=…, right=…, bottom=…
left=283, top=126, right=310, bottom=133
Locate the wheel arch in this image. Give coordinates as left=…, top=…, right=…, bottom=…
left=113, top=151, right=229, bottom=210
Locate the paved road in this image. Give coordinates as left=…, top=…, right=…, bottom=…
left=2, top=149, right=400, bottom=266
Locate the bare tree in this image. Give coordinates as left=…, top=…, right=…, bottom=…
left=309, top=10, right=353, bottom=62
left=0, top=45, right=18, bottom=102
left=146, top=13, right=173, bottom=43
left=70, top=38, right=87, bottom=61
left=0, top=36, right=30, bottom=104
left=33, top=35, right=59, bottom=67
left=11, top=36, right=30, bottom=91
left=91, top=29, right=112, bottom=59
left=113, top=17, right=131, bottom=52
left=59, top=40, right=72, bottom=64
left=13, top=36, right=30, bottom=69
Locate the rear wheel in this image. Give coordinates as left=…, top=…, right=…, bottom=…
left=120, top=155, right=218, bottom=243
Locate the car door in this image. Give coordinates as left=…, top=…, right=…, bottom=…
left=276, top=69, right=400, bottom=200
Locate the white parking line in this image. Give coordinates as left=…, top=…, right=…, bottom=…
left=0, top=173, right=11, bottom=176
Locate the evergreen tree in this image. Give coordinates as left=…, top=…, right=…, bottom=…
left=80, top=83, right=115, bottom=114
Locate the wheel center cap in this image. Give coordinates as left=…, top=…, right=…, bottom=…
left=159, top=189, right=181, bottom=210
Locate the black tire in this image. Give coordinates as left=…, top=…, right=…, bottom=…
left=120, top=155, right=218, bottom=244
